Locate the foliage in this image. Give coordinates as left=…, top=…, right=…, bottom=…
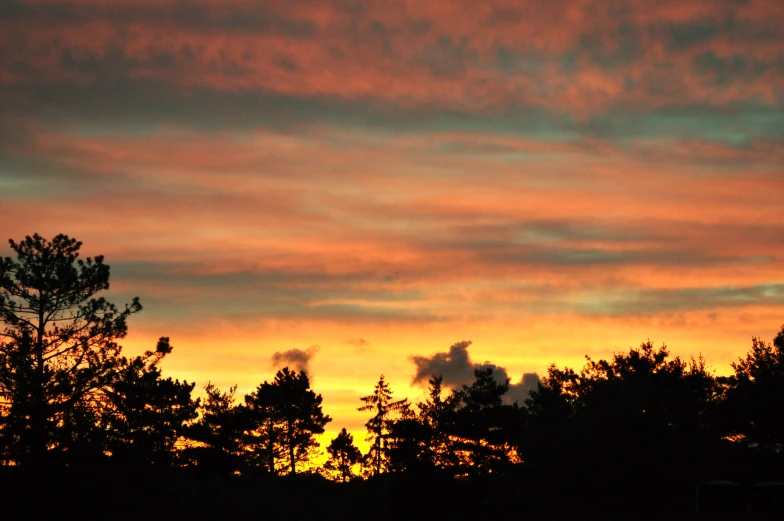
left=323, top=428, right=362, bottom=482
left=447, top=368, right=522, bottom=477
left=0, top=233, right=142, bottom=466
left=186, top=381, right=245, bottom=474
left=723, top=326, right=784, bottom=451
left=387, top=375, right=459, bottom=474
left=358, top=375, right=410, bottom=477
left=522, top=341, right=720, bottom=488
left=104, top=338, right=199, bottom=466
left=244, top=368, right=331, bottom=475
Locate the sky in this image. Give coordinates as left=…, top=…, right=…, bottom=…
left=1, top=0, right=783, bottom=451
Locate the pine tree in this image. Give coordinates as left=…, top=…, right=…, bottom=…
left=324, top=428, right=361, bottom=482
left=451, top=367, right=513, bottom=476
left=416, top=375, right=459, bottom=471
left=271, top=368, right=331, bottom=474
left=243, top=382, right=285, bottom=475
left=358, top=375, right=409, bottom=476
left=187, top=382, right=245, bottom=474
left=104, top=338, right=199, bottom=466
left=244, top=368, right=331, bottom=475
left=0, top=233, right=143, bottom=467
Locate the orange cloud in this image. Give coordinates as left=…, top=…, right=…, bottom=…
left=1, top=0, right=782, bottom=450
left=2, top=0, right=781, bottom=114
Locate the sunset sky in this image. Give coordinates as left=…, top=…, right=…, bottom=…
left=1, top=0, right=783, bottom=450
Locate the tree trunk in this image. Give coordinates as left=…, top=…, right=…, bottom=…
left=29, top=326, right=47, bottom=469
left=288, top=420, right=296, bottom=474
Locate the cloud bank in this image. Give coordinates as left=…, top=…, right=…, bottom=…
left=411, top=341, right=540, bottom=405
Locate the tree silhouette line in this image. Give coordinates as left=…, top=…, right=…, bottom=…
left=2, top=234, right=784, bottom=516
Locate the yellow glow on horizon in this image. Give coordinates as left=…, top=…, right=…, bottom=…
left=115, top=304, right=784, bottom=470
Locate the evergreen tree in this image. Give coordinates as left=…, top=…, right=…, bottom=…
left=0, top=233, right=142, bottom=467
left=104, top=338, right=199, bottom=466
left=270, top=368, right=331, bottom=474
left=415, top=375, right=460, bottom=471
left=243, top=382, right=285, bottom=475
left=54, top=387, right=108, bottom=466
left=244, top=368, right=331, bottom=475
left=451, top=367, right=517, bottom=476
left=186, top=382, right=245, bottom=474
left=324, top=428, right=362, bottom=482
left=387, top=375, right=460, bottom=474
left=358, top=375, right=410, bottom=477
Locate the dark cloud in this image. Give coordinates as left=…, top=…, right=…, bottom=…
left=693, top=52, right=772, bottom=87
left=507, top=372, right=541, bottom=405
left=105, top=261, right=435, bottom=323
left=414, top=216, right=784, bottom=271
left=3, top=77, right=780, bottom=152
left=409, top=35, right=477, bottom=79
left=2, top=0, right=781, bottom=140
left=271, top=345, right=319, bottom=375
left=411, top=340, right=475, bottom=388
left=665, top=21, right=721, bottom=51
left=0, top=79, right=574, bottom=137
left=424, top=230, right=777, bottom=271
left=410, top=341, right=540, bottom=405
left=577, top=283, right=784, bottom=317
left=580, top=103, right=784, bottom=143
left=0, top=1, right=316, bottom=37
left=113, top=268, right=784, bottom=326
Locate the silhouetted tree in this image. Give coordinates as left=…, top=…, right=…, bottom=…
left=186, top=382, right=245, bottom=474
left=324, top=428, right=362, bottom=482
left=271, top=368, right=331, bottom=474
left=450, top=367, right=519, bottom=476
left=387, top=415, right=430, bottom=474
left=524, top=341, right=719, bottom=497
left=0, top=233, right=142, bottom=467
left=520, top=364, right=577, bottom=476
left=243, top=381, right=285, bottom=475
left=104, top=338, right=199, bottom=466
left=416, top=376, right=456, bottom=466
left=53, top=389, right=108, bottom=466
left=724, top=326, right=784, bottom=452
left=358, top=375, right=410, bottom=477
left=244, top=368, right=330, bottom=475
left=388, top=375, right=459, bottom=474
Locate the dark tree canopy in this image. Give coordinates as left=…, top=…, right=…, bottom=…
left=186, top=382, right=245, bottom=474
left=389, top=375, right=459, bottom=474
left=724, top=326, right=784, bottom=451
left=104, top=338, right=199, bottom=466
left=244, top=367, right=331, bottom=475
left=448, top=368, right=520, bottom=477
left=358, top=375, right=410, bottom=477
left=324, top=427, right=362, bottom=482
left=522, top=341, right=721, bottom=491
left=243, top=380, right=285, bottom=475
left=0, top=233, right=142, bottom=466
left=3, top=233, right=784, bottom=518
